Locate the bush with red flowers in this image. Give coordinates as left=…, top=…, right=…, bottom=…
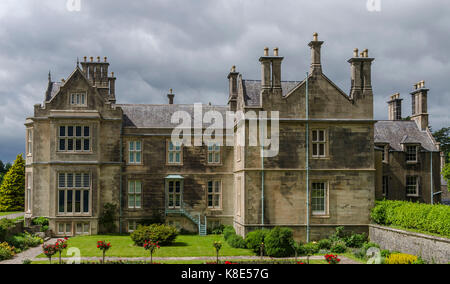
left=97, top=240, right=112, bottom=263
left=224, top=261, right=238, bottom=264
left=324, top=254, right=341, bottom=264
left=143, top=240, right=160, bottom=264
left=42, top=243, right=57, bottom=264
left=55, top=238, right=68, bottom=264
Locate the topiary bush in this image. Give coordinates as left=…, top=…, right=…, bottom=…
left=264, top=227, right=294, bottom=258
left=245, top=229, right=269, bottom=253
left=227, top=234, right=246, bottom=249
left=317, top=239, right=332, bottom=250
left=330, top=240, right=347, bottom=254
left=130, top=224, right=178, bottom=246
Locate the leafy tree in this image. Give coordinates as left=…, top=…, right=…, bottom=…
left=0, top=161, right=12, bottom=185
left=433, top=127, right=450, bottom=163
left=442, top=153, right=450, bottom=192
left=0, top=155, right=25, bottom=212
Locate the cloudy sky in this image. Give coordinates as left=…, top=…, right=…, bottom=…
left=0, top=0, right=449, bottom=162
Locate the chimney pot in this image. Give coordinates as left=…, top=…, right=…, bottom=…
left=353, top=48, right=359, bottom=58
left=313, top=32, right=318, bottom=41
left=104, top=57, right=107, bottom=62
left=97, top=56, right=100, bottom=62
left=167, top=89, right=175, bottom=104
left=274, top=47, right=279, bottom=57
left=264, top=47, right=269, bottom=56
left=363, top=49, right=369, bottom=58
left=84, top=56, right=87, bottom=62
left=90, top=56, right=93, bottom=62
left=231, top=65, right=236, bottom=72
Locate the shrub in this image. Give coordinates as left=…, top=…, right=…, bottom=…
left=302, top=242, right=320, bottom=255
left=32, top=217, right=49, bottom=232
left=210, top=225, right=225, bottom=235
left=330, top=240, right=347, bottom=254
left=0, top=154, right=25, bottom=212
left=227, top=234, right=246, bottom=249
left=130, top=224, right=178, bottom=246
left=344, top=233, right=367, bottom=248
left=7, top=233, right=42, bottom=251
left=98, top=203, right=117, bottom=233
left=385, top=253, right=418, bottom=264
left=0, top=242, right=15, bottom=260
left=317, top=239, right=332, bottom=250
left=362, top=242, right=380, bottom=252
left=329, top=226, right=346, bottom=242
left=223, top=225, right=236, bottom=241
left=371, top=200, right=450, bottom=237
left=245, top=230, right=269, bottom=253
left=264, top=227, right=294, bottom=257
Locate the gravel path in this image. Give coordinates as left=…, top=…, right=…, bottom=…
left=0, top=238, right=59, bottom=265
left=0, top=212, right=24, bottom=220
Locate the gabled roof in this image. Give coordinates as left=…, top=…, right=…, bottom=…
left=45, top=82, right=62, bottom=101
left=374, top=120, right=438, bottom=152
left=242, top=80, right=302, bottom=107
left=118, top=104, right=230, bottom=129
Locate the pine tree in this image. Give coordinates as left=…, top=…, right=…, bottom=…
left=0, top=154, right=25, bottom=212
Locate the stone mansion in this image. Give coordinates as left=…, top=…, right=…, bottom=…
left=24, top=34, right=442, bottom=239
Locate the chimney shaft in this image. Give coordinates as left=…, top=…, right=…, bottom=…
left=168, top=89, right=175, bottom=105
left=348, top=48, right=374, bottom=100
left=308, top=33, right=324, bottom=75
left=387, top=93, right=403, bottom=120
left=410, top=80, right=429, bottom=131
left=227, top=66, right=239, bottom=111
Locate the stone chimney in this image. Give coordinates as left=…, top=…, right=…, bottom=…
left=410, top=80, right=429, bottom=131
left=308, top=33, right=324, bottom=75
left=388, top=93, right=403, bottom=120
left=259, top=47, right=284, bottom=91
left=348, top=48, right=374, bottom=100
left=167, top=89, right=175, bottom=105
left=227, top=66, right=239, bottom=111
left=271, top=48, right=283, bottom=90
left=259, top=47, right=271, bottom=90
left=81, top=56, right=115, bottom=101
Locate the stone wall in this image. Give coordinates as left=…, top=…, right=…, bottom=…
left=369, top=224, right=450, bottom=264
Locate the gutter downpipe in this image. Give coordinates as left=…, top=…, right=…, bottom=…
left=119, top=126, right=123, bottom=233
left=431, top=151, right=433, bottom=205
left=261, top=119, right=265, bottom=226
left=306, top=72, right=310, bottom=243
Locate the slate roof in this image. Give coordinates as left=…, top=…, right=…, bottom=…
left=118, top=104, right=230, bottom=128
left=374, top=120, right=437, bottom=152
left=45, top=82, right=62, bottom=101
left=242, top=80, right=302, bottom=107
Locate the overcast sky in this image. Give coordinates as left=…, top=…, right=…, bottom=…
left=0, top=0, right=449, bottom=162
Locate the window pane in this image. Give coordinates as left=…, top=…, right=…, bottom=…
left=67, top=173, right=73, bottom=188
left=313, top=144, right=318, bottom=156
left=83, top=190, right=89, bottom=213
left=319, top=131, right=325, bottom=142
left=76, top=126, right=82, bottom=137
left=129, top=141, right=134, bottom=151
left=128, top=181, right=135, bottom=194
left=81, top=94, right=85, bottom=105
left=208, top=181, right=213, bottom=193
left=76, top=223, right=82, bottom=233
left=168, top=181, right=173, bottom=193
left=84, top=224, right=89, bottom=233
left=208, top=153, right=213, bottom=163
left=68, top=139, right=74, bottom=151
left=129, top=152, right=134, bottom=163
left=76, top=139, right=82, bottom=151
left=75, top=174, right=82, bottom=187
left=66, top=224, right=71, bottom=233
left=83, top=174, right=90, bottom=188
left=175, top=181, right=180, bottom=193
left=84, top=126, right=90, bottom=137
left=208, top=195, right=213, bottom=207
left=169, top=152, right=173, bottom=163
left=175, top=153, right=180, bottom=163
left=135, top=195, right=141, bottom=208
left=128, top=195, right=135, bottom=208
left=59, top=224, right=64, bottom=233
left=215, top=181, right=220, bottom=193
left=67, top=190, right=73, bottom=212
left=135, top=181, right=142, bottom=193
left=135, top=141, right=141, bottom=151
left=214, top=196, right=220, bottom=207
left=84, top=139, right=90, bottom=151
left=68, top=126, right=74, bottom=137
left=215, top=153, right=220, bottom=163
left=319, top=144, right=325, bottom=156
left=175, top=195, right=180, bottom=207
left=59, top=173, right=66, bottom=188
left=136, top=152, right=141, bottom=163
left=59, top=190, right=65, bottom=213
left=75, top=190, right=81, bottom=212
left=60, top=126, right=66, bottom=137
left=312, top=130, right=317, bottom=142
left=59, top=139, right=65, bottom=151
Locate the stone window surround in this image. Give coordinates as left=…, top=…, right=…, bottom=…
left=311, top=129, right=328, bottom=159
left=206, top=143, right=221, bottom=165
left=311, top=180, right=330, bottom=218
left=27, top=128, right=33, bottom=156
left=406, top=175, right=420, bottom=197
left=128, top=180, right=142, bottom=209
left=207, top=180, right=222, bottom=210
left=57, top=172, right=92, bottom=217
left=57, top=125, right=92, bottom=153
left=382, top=176, right=389, bottom=197
left=404, top=144, right=419, bottom=163
left=127, top=140, right=143, bottom=165
left=70, top=92, right=87, bottom=107
left=166, top=139, right=183, bottom=166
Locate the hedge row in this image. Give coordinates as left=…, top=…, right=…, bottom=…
left=371, top=200, right=450, bottom=237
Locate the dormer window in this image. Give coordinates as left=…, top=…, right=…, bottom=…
left=71, top=93, right=87, bottom=106
left=405, top=145, right=418, bottom=163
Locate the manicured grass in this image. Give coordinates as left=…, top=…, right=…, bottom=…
left=32, top=259, right=327, bottom=264
left=0, top=211, right=21, bottom=217
left=37, top=234, right=255, bottom=258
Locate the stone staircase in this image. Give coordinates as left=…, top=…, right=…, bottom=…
left=166, top=203, right=207, bottom=236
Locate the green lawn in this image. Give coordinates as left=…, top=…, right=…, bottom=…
left=37, top=234, right=255, bottom=258
left=0, top=211, right=21, bottom=217
left=32, top=259, right=327, bottom=264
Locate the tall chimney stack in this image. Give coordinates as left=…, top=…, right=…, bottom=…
left=387, top=93, right=403, bottom=120
left=308, top=32, right=324, bottom=75
left=167, top=89, right=175, bottom=105
left=260, top=47, right=271, bottom=90
left=410, top=80, right=429, bottom=131
left=271, top=47, right=283, bottom=90
left=227, top=65, right=239, bottom=111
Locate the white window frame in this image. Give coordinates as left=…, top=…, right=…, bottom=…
left=406, top=145, right=418, bottom=163
left=312, top=129, right=327, bottom=158
left=406, top=176, right=419, bottom=197
left=57, top=223, right=72, bottom=236
left=27, top=128, right=33, bottom=156
left=58, top=172, right=91, bottom=216
left=26, top=173, right=32, bottom=213
left=128, top=180, right=142, bottom=209
left=128, top=141, right=142, bottom=164
left=167, top=180, right=182, bottom=209
left=207, top=143, right=221, bottom=164
left=167, top=140, right=182, bottom=165
left=311, top=182, right=328, bottom=216
left=58, top=125, right=91, bottom=153
left=70, top=92, right=87, bottom=106
left=128, top=220, right=138, bottom=233
left=75, top=222, right=90, bottom=235
left=207, top=180, right=222, bottom=209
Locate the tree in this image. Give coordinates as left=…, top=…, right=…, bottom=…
left=0, top=160, right=12, bottom=185
left=0, top=154, right=25, bottom=212
left=443, top=153, right=450, bottom=192
left=433, top=127, right=450, bottom=163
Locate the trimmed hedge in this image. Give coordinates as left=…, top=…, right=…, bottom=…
left=264, top=227, right=294, bottom=257
left=245, top=229, right=269, bottom=253
left=371, top=200, right=450, bottom=237
left=130, top=224, right=178, bottom=246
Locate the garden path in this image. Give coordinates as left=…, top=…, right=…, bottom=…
left=0, top=212, right=24, bottom=220
left=0, top=238, right=59, bottom=264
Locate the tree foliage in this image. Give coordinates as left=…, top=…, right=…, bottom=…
left=443, top=153, right=450, bottom=192
left=433, top=127, right=450, bottom=163
left=0, top=161, right=12, bottom=185
left=0, top=155, right=25, bottom=212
